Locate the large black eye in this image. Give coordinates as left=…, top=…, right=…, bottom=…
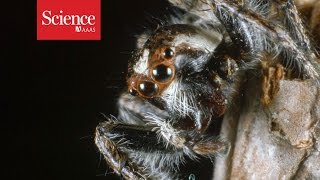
left=152, top=64, right=173, bottom=83
left=138, top=81, right=159, bottom=97
left=164, top=48, right=174, bottom=59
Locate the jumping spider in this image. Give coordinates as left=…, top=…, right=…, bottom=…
left=95, top=0, right=320, bottom=179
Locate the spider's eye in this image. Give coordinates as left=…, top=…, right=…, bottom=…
left=152, top=64, right=174, bottom=83
left=164, top=48, right=174, bottom=59
left=129, top=88, right=138, bottom=96
left=138, top=81, right=159, bottom=97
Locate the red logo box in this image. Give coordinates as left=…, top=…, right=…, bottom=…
left=37, top=0, right=100, bottom=40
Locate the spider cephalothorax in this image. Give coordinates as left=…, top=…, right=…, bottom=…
left=95, top=0, right=320, bottom=179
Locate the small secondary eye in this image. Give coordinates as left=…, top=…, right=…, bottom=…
left=138, top=81, right=159, bottom=97
left=164, top=48, right=174, bottom=59
left=129, top=88, right=138, bottom=96
left=152, top=64, right=173, bottom=83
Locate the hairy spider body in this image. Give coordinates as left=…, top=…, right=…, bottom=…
left=95, top=0, right=320, bottom=179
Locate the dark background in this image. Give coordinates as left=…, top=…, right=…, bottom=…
left=5, top=0, right=213, bottom=180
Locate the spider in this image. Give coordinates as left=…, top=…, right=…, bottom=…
left=95, top=0, right=320, bottom=179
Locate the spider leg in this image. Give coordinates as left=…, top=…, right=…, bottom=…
left=95, top=122, right=149, bottom=179
left=96, top=121, right=171, bottom=153
left=209, top=0, right=275, bottom=53
left=95, top=120, right=199, bottom=179
left=207, top=0, right=320, bottom=79
left=273, top=0, right=320, bottom=79
left=145, top=114, right=229, bottom=157
left=275, top=0, right=312, bottom=51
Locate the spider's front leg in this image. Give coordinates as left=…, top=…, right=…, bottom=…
left=95, top=123, right=149, bottom=179
left=95, top=121, right=169, bottom=180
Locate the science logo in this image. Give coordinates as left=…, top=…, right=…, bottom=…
left=37, top=0, right=100, bottom=40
